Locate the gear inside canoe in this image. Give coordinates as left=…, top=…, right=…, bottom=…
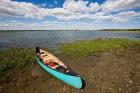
left=35, top=47, right=78, bottom=76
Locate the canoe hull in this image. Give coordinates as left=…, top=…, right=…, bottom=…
left=35, top=57, right=83, bottom=89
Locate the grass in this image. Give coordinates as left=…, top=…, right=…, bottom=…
left=0, top=48, right=35, bottom=75
left=59, top=38, right=140, bottom=58
left=0, top=48, right=53, bottom=75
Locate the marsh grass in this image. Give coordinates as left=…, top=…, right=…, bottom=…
left=0, top=48, right=34, bottom=75
left=0, top=47, right=53, bottom=75
left=59, top=38, right=140, bottom=58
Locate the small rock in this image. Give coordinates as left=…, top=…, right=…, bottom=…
left=103, top=52, right=109, bottom=55
left=96, top=84, right=99, bottom=87
left=119, top=88, right=122, bottom=91
left=16, top=82, right=20, bottom=86
left=13, top=78, right=16, bottom=81
left=129, top=80, right=133, bottom=84
left=63, top=85, right=66, bottom=91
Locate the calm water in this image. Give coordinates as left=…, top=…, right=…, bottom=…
left=0, top=30, right=140, bottom=49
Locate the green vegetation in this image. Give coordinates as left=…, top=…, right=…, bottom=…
left=100, top=29, right=140, bottom=31
left=0, top=48, right=53, bottom=75
left=0, top=48, right=35, bottom=75
left=60, top=38, right=140, bottom=58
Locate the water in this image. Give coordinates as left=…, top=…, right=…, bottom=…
left=0, top=30, right=140, bottom=49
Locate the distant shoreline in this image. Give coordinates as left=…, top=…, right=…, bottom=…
left=0, top=29, right=140, bottom=31
left=100, top=29, right=140, bottom=31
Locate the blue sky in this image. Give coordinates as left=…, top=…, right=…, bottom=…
left=0, top=0, right=140, bottom=30
left=16, top=0, right=105, bottom=8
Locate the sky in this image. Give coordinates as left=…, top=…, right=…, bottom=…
left=0, top=0, right=140, bottom=30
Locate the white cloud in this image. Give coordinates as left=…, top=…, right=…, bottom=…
left=0, top=20, right=96, bottom=30
left=0, top=0, right=139, bottom=21
left=0, top=0, right=140, bottom=30
left=112, top=11, right=140, bottom=22
left=0, top=0, right=75, bottom=20
left=63, top=0, right=100, bottom=12
left=101, top=0, right=140, bottom=12
left=0, top=0, right=47, bottom=19
left=0, top=22, right=26, bottom=27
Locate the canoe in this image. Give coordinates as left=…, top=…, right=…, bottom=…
left=35, top=47, right=85, bottom=89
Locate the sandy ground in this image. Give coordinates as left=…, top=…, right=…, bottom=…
left=0, top=48, right=140, bottom=93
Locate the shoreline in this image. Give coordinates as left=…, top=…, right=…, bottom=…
left=0, top=38, right=140, bottom=93
left=0, top=29, right=140, bottom=32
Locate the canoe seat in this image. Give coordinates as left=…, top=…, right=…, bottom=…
left=55, top=66, right=67, bottom=73
left=40, top=52, right=45, bottom=54
left=42, top=53, right=48, bottom=57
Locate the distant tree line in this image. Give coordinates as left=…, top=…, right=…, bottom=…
left=100, top=29, right=140, bottom=31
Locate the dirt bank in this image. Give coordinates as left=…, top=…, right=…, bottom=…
left=0, top=47, right=140, bottom=93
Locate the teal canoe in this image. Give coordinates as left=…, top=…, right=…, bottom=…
left=35, top=47, right=85, bottom=89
